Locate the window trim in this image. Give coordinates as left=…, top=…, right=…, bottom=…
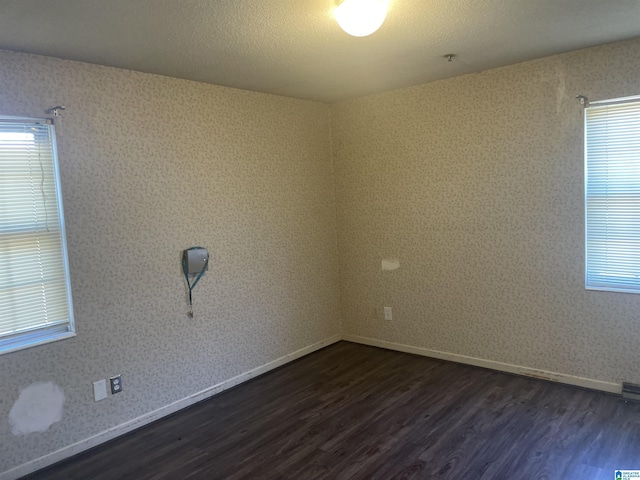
left=0, top=115, right=75, bottom=355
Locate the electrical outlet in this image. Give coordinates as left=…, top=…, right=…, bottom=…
left=110, top=375, right=123, bottom=394
left=384, top=306, right=393, bottom=321
left=93, top=379, right=107, bottom=402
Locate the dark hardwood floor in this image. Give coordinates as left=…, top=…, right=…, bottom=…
left=23, top=341, right=640, bottom=479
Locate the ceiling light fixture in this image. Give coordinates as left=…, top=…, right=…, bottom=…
left=335, top=0, right=388, bottom=37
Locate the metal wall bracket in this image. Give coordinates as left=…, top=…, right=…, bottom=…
left=576, top=95, right=589, bottom=107
left=46, top=105, right=66, bottom=117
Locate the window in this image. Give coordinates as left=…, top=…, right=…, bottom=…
left=0, top=116, right=74, bottom=354
left=585, top=96, right=640, bottom=293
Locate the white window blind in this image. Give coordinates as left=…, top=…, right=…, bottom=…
left=585, top=96, right=640, bottom=293
left=0, top=116, right=74, bottom=354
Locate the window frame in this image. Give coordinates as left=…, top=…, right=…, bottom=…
left=584, top=95, right=640, bottom=294
left=0, top=115, right=75, bottom=355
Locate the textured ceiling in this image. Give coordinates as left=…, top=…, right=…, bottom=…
left=0, top=0, right=639, bottom=102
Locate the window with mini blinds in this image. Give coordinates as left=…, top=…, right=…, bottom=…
left=585, top=96, right=640, bottom=293
left=0, top=116, right=74, bottom=354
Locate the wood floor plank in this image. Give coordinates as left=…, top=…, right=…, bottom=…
left=21, top=341, right=640, bottom=479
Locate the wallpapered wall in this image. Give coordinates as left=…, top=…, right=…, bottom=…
left=4, top=36, right=640, bottom=475
left=0, top=50, right=340, bottom=473
left=332, top=38, right=640, bottom=386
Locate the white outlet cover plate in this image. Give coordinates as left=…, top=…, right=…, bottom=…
left=384, top=307, right=393, bottom=320
left=93, top=379, right=107, bottom=402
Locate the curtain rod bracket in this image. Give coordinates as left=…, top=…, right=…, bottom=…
left=45, top=105, right=66, bottom=117
left=576, top=95, right=589, bottom=107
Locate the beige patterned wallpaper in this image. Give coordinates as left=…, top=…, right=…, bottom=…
left=0, top=50, right=340, bottom=473
left=4, top=36, right=640, bottom=476
left=333, top=38, right=640, bottom=386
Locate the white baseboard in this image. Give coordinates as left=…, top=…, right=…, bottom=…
left=2, top=334, right=341, bottom=480
left=342, top=334, right=621, bottom=395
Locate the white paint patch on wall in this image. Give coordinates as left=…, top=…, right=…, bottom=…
left=381, top=258, right=400, bottom=271
left=9, top=382, right=65, bottom=436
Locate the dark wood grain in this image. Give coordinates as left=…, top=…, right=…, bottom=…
left=22, top=341, right=640, bottom=479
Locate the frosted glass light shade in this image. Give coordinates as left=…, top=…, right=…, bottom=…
left=335, top=0, right=388, bottom=37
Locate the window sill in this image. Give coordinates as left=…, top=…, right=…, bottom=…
left=0, top=331, right=76, bottom=356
